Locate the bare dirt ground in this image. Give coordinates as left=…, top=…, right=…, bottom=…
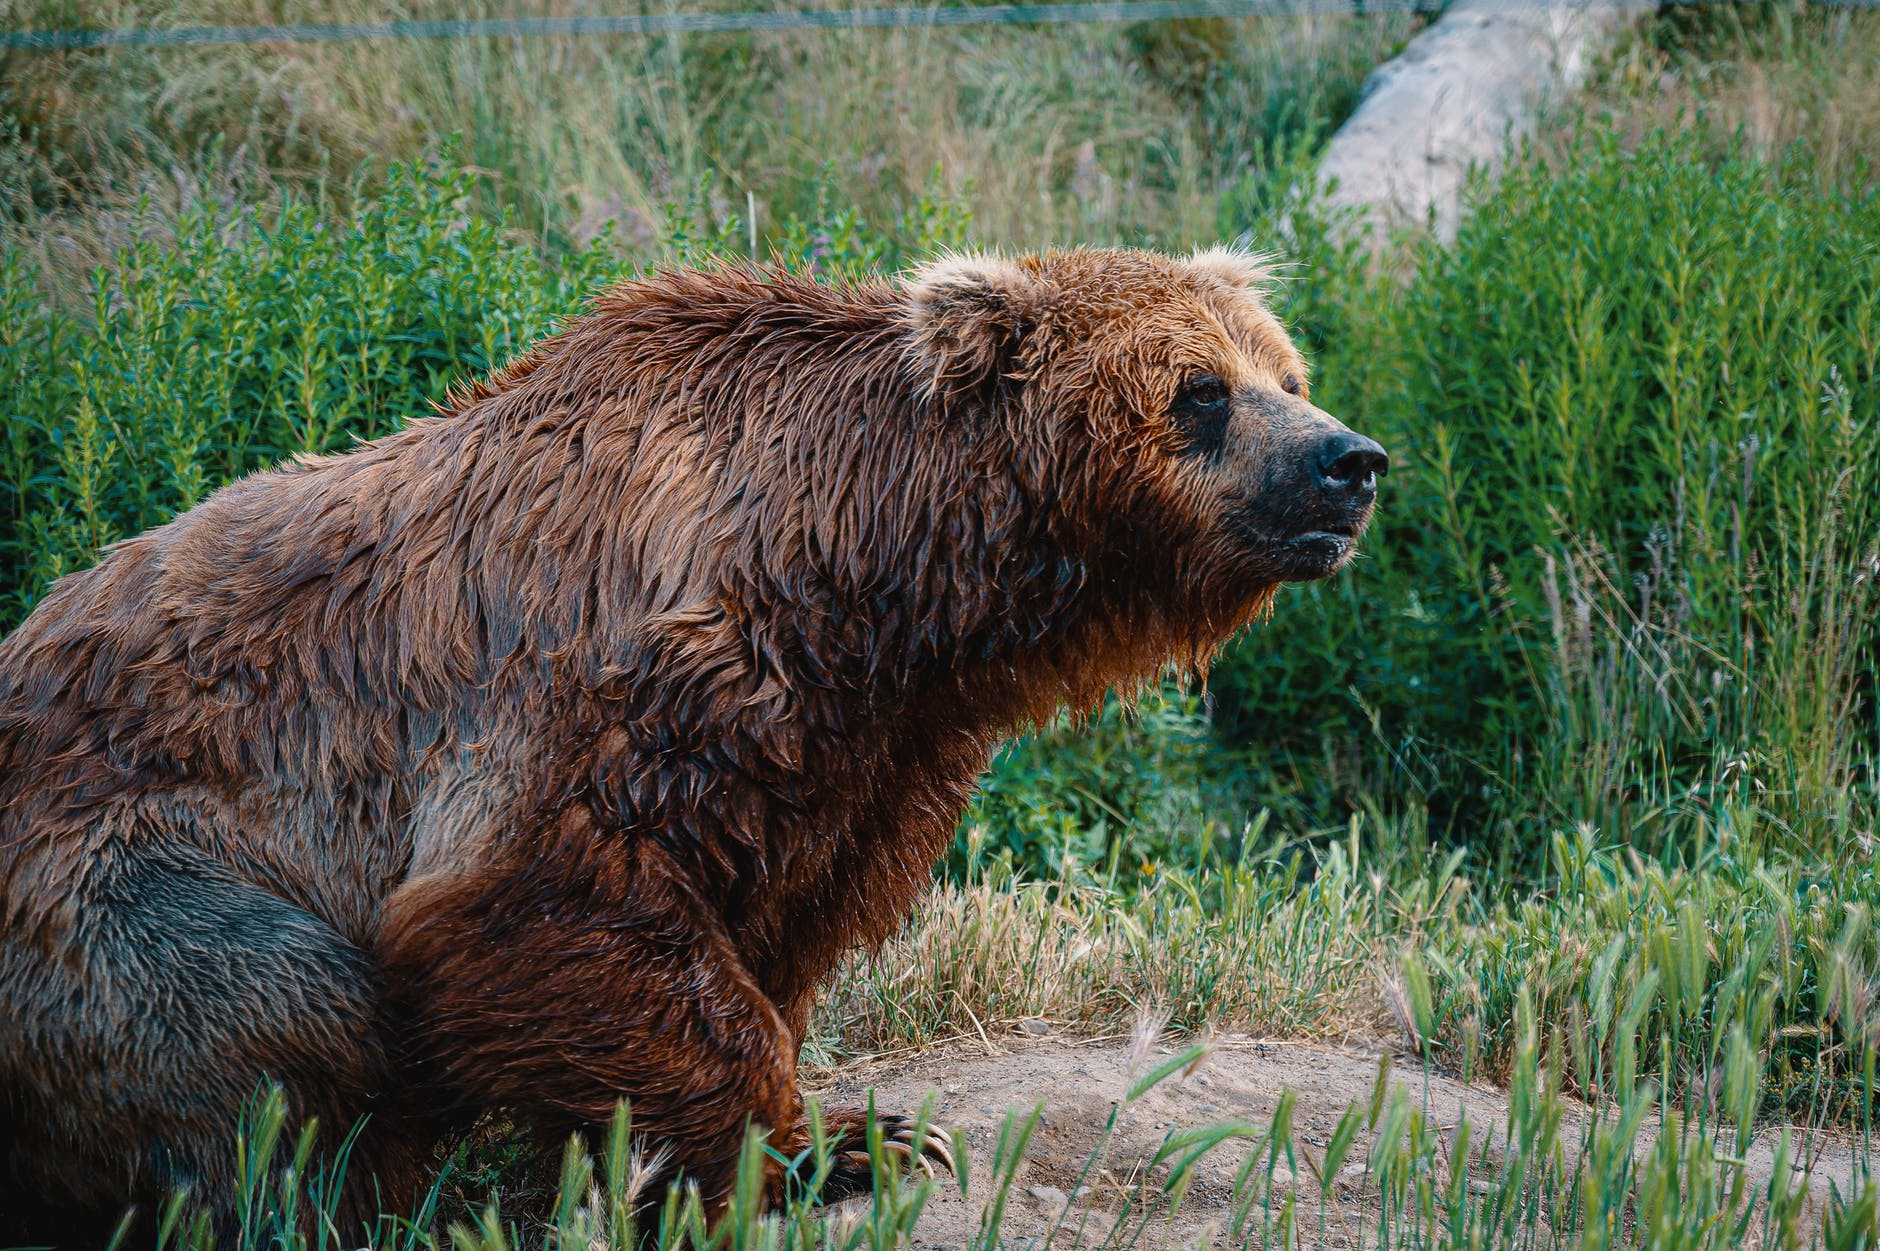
left=810, top=1031, right=1868, bottom=1249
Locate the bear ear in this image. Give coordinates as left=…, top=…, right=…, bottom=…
left=902, top=253, right=1043, bottom=404
left=1185, top=245, right=1278, bottom=293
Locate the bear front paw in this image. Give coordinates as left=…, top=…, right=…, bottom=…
left=798, top=1107, right=956, bottom=1204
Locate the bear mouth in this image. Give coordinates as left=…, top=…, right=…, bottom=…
left=1225, top=507, right=1369, bottom=580
left=1222, top=492, right=1374, bottom=583
left=1277, top=527, right=1359, bottom=579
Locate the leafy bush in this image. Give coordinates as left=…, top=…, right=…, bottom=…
left=1218, top=128, right=1880, bottom=868
left=957, top=690, right=1245, bottom=883
left=0, top=157, right=611, bottom=619
left=0, top=153, right=966, bottom=626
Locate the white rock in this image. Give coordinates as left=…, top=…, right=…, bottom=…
left=1316, top=0, right=1652, bottom=241
left=1028, top=1184, right=1070, bottom=1210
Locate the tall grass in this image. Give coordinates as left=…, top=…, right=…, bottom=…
left=109, top=825, right=1880, bottom=1248
left=0, top=0, right=1416, bottom=289
left=1585, top=2, right=1880, bottom=187
left=1216, top=126, right=1880, bottom=870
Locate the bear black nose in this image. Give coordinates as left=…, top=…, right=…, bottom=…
left=1317, top=431, right=1390, bottom=494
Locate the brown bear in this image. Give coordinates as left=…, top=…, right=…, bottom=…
left=0, top=247, right=1385, bottom=1238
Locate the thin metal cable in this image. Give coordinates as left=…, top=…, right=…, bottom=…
left=2, top=1, right=1440, bottom=52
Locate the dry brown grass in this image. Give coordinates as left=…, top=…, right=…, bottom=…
left=1572, top=3, right=1880, bottom=186
left=809, top=853, right=1403, bottom=1066
left=0, top=0, right=1414, bottom=280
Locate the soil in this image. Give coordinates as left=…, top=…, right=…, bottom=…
left=808, top=1030, right=1867, bottom=1249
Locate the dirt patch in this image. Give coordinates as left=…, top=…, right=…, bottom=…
left=809, top=1032, right=1865, bottom=1248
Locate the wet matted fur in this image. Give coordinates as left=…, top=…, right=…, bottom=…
left=0, top=248, right=1383, bottom=1236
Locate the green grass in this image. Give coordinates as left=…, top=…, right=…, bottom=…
left=112, top=825, right=1880, bottom=1248
left=834, top=820, right=1880, bottom=1128
left=834, top=821, right=1880, bottom=1247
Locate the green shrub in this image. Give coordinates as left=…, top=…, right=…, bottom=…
left=1218, top=128, right=1880, bottom=868
left=0, top=153, right=967, bottom=626
left=0, top=156, right=614, bottom=620
left=957, top=689, right=1246, bottom=883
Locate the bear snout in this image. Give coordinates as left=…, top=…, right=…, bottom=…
left=1273, top=417, right=1386, bottom=538
left=1219, top=410, right=1387, bottom=582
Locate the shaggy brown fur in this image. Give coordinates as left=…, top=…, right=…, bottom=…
left=0, top=247, right=1384, bottom=1239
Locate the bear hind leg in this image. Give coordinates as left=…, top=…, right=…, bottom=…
left=3, top=840, right=423, bottom=1238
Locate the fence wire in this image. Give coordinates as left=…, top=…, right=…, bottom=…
left=3, top=0, right=1566, bottom=52
left=3, top=0, right=1874, bottom=52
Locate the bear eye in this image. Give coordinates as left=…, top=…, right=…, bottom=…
left=1281, top=372, right=1304, bottom=397
left=1169, top=373, right=1233, bottom=455
left=1177, top=375, right=1231, bottom=410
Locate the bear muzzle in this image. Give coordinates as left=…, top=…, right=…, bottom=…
left=1222, top=411, right=1389, bottom=582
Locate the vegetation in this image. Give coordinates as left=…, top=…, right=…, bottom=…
left=1, top=2, right=1878, bottom=1247
left=0, top=1, right=1414, bottom=299
left=1216, top=124, right=1879, bottom=871
left=117, top=832, right=1880, bottom=1248
left=1585, top=1, right=1880, bottom=185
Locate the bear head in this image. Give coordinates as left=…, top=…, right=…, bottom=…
left=903, top=246, right=1387, bottom=636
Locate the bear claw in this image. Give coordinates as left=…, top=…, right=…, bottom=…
left=885, top=1118, right=956, bottom=1176
left=809, top=1111, right=956, bottom=1203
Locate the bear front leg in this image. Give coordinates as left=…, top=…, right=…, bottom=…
left=381, top=850, right=802, bottom=1217
left=775, top=996, right=957, bottom=1204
